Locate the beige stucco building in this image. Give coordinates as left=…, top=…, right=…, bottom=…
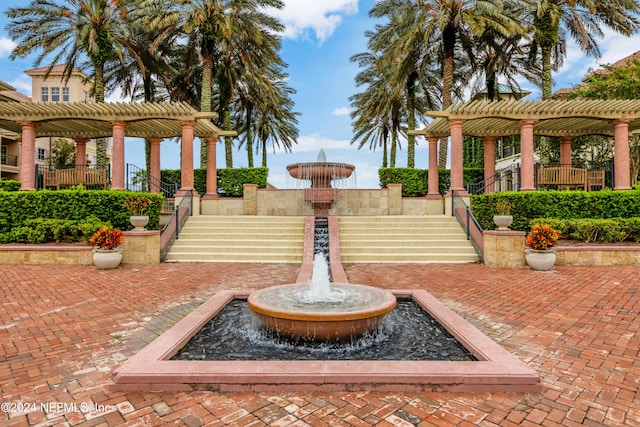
left=0, top=65, right=112, bottom=181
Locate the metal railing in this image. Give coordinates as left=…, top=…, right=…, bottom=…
left=452, top=190, right=484, bottom=262
left=126, top=163, right=179, bottom=211
left=160, top=190, right=193, bottom=262
left=466, top=163, right=521, bottom=194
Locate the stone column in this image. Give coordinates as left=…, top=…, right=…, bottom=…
left=519, top=120, right=537, bottom=191
left=483, top=136, right=496, bottom=194
left=560, top=136, right=572, bottom=166
left=613, top=120, right=631, bottom=190
left=203, top=137, right=219, bottom=199
left=18, top=122, right=37, bottom=191
left=149, top=138, right=162, bottom=194
left=426, top=137, right=441, bottom=198
left=448, top=119, right=467, bottom=195
left=177, top=121, right=198, bottom=196
left=74, top=138, right=88, bottom=166
left=111, top=121, right=126, bottom=190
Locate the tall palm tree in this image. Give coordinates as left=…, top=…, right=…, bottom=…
left=528, top=0, right=639, bottom=99
left=367, top=0, right=442, bottom=168
left=7, top=0, right=128, bottom=167
left=236, top=60, right=298, bottom=168
left=377, top=0, right=527, bottom=168
left=143, top=0, right=285, bottom=168
left=350, top=48, right=406, bottom=168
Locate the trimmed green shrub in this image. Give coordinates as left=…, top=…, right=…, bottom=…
left=0, top=179, right=20, bottom=192
left=530, top=217, right=640, bottom=243
left=0, top=216, right=109, bottom=244
left=161, top=167, right=269, bottom=196
left=379, top=168, right=484, bottom=197
left=0, top=189, right=163, bottom=232
left=471, top=190, right=640, bottom=231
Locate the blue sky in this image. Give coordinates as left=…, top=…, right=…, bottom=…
left=1, top=0, right=639, bottom=188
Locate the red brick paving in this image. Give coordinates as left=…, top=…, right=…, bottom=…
left=1, top=262, right=639, bottom=426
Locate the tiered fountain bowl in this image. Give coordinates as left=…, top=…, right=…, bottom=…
left=248, top=255, right=397, bottom=341
left=248, top=283, right=396, bottom=341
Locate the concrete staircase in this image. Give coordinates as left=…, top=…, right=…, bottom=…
left=337, top=216, right=480, bottom=263
left=164, top=215, right=480, bottom=264
left=164, top=216, right=305, bottom=263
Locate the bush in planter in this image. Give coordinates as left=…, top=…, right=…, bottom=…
left=90, top=226, right=124, bottom=250
left=526, top=224, right=560, bottom=250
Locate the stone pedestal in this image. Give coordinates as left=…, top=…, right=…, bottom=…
left=483, top=230, right=526, bottom=268
left=122, top=230, right=160, bottom=267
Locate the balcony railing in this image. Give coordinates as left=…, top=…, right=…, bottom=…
left=1, top=154, right=18, bottom=167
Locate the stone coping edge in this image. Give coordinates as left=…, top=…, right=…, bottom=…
left=110, top=289, right=541, bottom=393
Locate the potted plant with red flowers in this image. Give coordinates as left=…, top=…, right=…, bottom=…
left=525, top=223, right=560, bottom=271
left=90, top=226, right=124, bottom=269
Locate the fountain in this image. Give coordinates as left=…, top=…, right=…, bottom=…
left=286, top=149, right=355, bottom=215
left=248, top=254, right=396, bottom=341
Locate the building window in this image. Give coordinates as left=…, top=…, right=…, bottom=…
left=83, top=91, right=89, bottom=103
left=51, top=87, right=60, bottom=102
left=62, top=87, right=69, bottom=102
left=41, top=87, right=48, bottom=102
left=1, top=145, right=6, bottom=165
left=37, top=148, right=47, bottom=161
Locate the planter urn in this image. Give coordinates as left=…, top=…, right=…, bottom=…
left=93, top=248, right=123, bottom=270
left=129, top=215, right=149, bottom=231
left=525, top=249, right=556, bottom=271
left=493, top=215, right=513, bottom=231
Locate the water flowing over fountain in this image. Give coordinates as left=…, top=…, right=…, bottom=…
left=247, top=254, right=397, bottom=341
left=286, top=149, right=355, bottom=215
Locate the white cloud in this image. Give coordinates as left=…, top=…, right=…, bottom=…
left=333, top=106, right=350, bottom=116
left=0, top=37, right=15, bottom=58
left=268, top=0, right=359, bottom=43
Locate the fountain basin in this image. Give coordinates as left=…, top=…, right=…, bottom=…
left=248, top=283, right=397, bottom=341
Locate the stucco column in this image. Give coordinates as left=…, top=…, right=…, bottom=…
left=149, top=138, right=162, bottom=194
left=18, top=121, right=36, bottom=191
left=203, top=137, right=219, bottom=199
left=448, top=119, right=467, bottom=195
left=560, top=136, right=572, bottom=166
left=483, top=136, right=496, bottom=194
left=110, top=121, right=126, bottom=190
left=177, top=121, right=198, bottom=196
left=426, top=137, right=441, bottom=198
left=613, top=119, right=632, bottom=190
left=74, top=138, right=88, bottom=166
left=519, top=120, right=537, bottom=191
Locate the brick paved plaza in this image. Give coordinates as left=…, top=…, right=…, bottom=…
left=1, top=262, right=639, bottom=426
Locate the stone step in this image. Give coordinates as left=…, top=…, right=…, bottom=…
left=165, top=215, right=305, bottom=263
left=337, top=216, right=479, bottom=263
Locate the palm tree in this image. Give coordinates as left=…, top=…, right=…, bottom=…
left=7, top=0, right=128, bottom=167
left=528, top=0, right=639, bottom=99
left=367, top=0, right=442, bottom=168
left=376, top=0, right=528, bottom=168
left=143, top=0, right=285, bottom=168
left=350, top=48, right=406, bottom=168
left=236, top=60, right=298, bottom=168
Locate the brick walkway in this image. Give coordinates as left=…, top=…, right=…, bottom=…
left=1, top=262, right=639, bottom=426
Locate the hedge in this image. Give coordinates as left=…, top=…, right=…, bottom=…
left=530, top=217, right=640, bottom=243
left=161, top=167, right=269, bottom=196
left=379, top=168, right=484, bottom=197
left=0, top=189, right=164, bottom=233
left=0, top=179, right=20, bottom=192
left=471, top=190, right=640, bottom=231
left=0, top=216, right=109, bottom=244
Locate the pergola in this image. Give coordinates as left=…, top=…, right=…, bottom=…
left=413, top=99, right=640, bottom=196
left=0, top=101, right=235, bottom=196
